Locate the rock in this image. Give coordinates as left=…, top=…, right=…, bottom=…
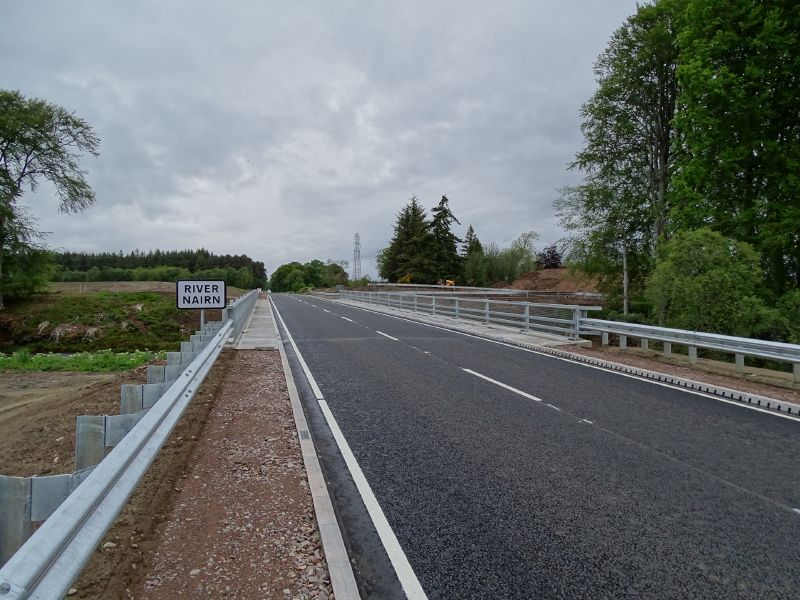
left=66, top=588, right=78, bottom=596
left=189, top=568, right=202, bottom=576
left=102, top=541, right=117, bottom=549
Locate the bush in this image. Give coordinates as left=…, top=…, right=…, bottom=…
left=646, top=229, right=779, bottom=338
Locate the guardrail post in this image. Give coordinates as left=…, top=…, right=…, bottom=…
left=413, top=293, right=418, bottom=313
left=619, top=335, right=627, bottom=350
left=794, top=363, right=799, bottom=384
left=641, top=339, right=649, bottom=351
left=455, top=297, right=460, bottom=320
left=75, top=415, right=106, bottom=471
left=735, top=353, right=745, bottom=374
left=432, top=296, right=437, bottom=315
left=688, top=346, right=698, bottom=364
left=601, top=332, right=609, bottom=346
left=484, top=299, right=489, bottom=324
left=572, top=308, right=580, bottom=340
left=663, top=342, right=672, bottom=357
left=524, top=304, right=530, bottom=331
left=0, top=476, right=33, bottom=565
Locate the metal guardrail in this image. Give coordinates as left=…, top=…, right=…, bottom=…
left=580, top=318, right=800, bottom=383
left=340, top=290, right=601, bottom=339
left=0, top=289, right=258, bottom=598
left=367, top=281, right=604, bottom=300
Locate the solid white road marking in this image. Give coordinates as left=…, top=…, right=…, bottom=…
left=270, top=299, right=428, bottom=600
left=376, top=331, right=399, bottom=341
left=462, top=369, right=543, bottom=403
left=546, top=403, right=562, bottom=411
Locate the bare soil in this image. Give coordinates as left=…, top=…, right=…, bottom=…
left=507, top=267, right=600, bottom=293
left=0, top=369, right=147, bottom=476
left=49, top=282, right=247, bottom=297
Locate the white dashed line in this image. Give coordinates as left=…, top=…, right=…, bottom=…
left=309, top=304, right=317, bottom=308
left=376, top=331, right=399, bottom=341
left=462, top=369, right=543, bottom=403
left=323, top=309, right=330, bottom=313
left=580, top=419, right=594, bottom=425
left=340, top=317, right=354, bottom=323
left=794, top=508, right=800, bottom=516
left=545, top=403, right=562, bottom=411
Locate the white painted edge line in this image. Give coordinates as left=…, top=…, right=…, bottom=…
left=271, top=299, right=428, bottom=600
left=273, top=311, right=361, bottom=599
left=375, top=330, right=399, bottom=341
left=335, top=300, right=800, bottom=424
left=462, top=368, right=543, bottom=403
left=316, top=399, right=428, bottom=600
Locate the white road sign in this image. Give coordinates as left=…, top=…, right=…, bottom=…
left=176, top=280, right=227, bottom=309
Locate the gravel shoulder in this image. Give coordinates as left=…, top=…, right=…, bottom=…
left=72, top=349, right=332, bottom=599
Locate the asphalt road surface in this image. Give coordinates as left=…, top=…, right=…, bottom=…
left=270, top=293, right=800, bottom=600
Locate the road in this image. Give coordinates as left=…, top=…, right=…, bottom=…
left=270, top=293, right=800, bottom=600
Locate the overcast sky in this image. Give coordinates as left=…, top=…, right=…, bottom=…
left=2, top=1, right=639, bottom=278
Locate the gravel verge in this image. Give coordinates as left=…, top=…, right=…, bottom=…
left=72, top=349, right=332, bottom=599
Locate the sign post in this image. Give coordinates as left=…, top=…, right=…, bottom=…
left=176, top=280, right=227, bottom=329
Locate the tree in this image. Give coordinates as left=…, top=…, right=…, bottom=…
left=270, top=262, right=306, bottom=292
left=557, top=1, right=682, bottom=314
left=673, top=0, right=800, bottom=294
left=536, top=244, right=562, bottom=269
left=0, top=89, right=99, bottom=308
left=461, top=224, right=487, bottom=286
left=377, top=196, right=433, bottom=282
left=646, top=228, right=783, bottom=337
left=460, top=224, right=483, bottom=257
left=484, top=232, right=540, bottom=284
left=427, top=195, right=462, bottom=282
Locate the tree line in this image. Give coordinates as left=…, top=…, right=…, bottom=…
left=377, top=195, right=561, bottom=286
left=269, top=260, right=350, bottom=292
left=51, top=249, right=267, bottom=289
left=556, top=0, right=799, bottom=341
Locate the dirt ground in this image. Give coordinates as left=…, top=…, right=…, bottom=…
left=49, top=282, right=247, bottom=297
left=507, top=267, right=600, bottom=293
left=0, top=369, right=148, bottom=476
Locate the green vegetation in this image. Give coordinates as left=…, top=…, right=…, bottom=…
left=376, top=196, right=545, bottom=286
left=556, top=0, right=799, bottom=341
left=1, top=89, right=99, bottom=309
left=0, top=348, right=164, bottom=372
left=269, top=260, right=348, bottom=292
left=646, top=229, right=787, bottom=338
left=52, top=248, right=267, bottom=289
left=1, top=290, right=204, bottom=353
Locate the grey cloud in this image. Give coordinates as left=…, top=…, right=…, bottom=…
left=1, top=0, right=639, bottom=277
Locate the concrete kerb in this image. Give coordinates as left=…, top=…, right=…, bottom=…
left=330, top=298, right=800, bottom=418
left=273, top=319, right=362, bottom=600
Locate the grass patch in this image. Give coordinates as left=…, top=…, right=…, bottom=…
left=0, top=349, right=166, bottom=372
